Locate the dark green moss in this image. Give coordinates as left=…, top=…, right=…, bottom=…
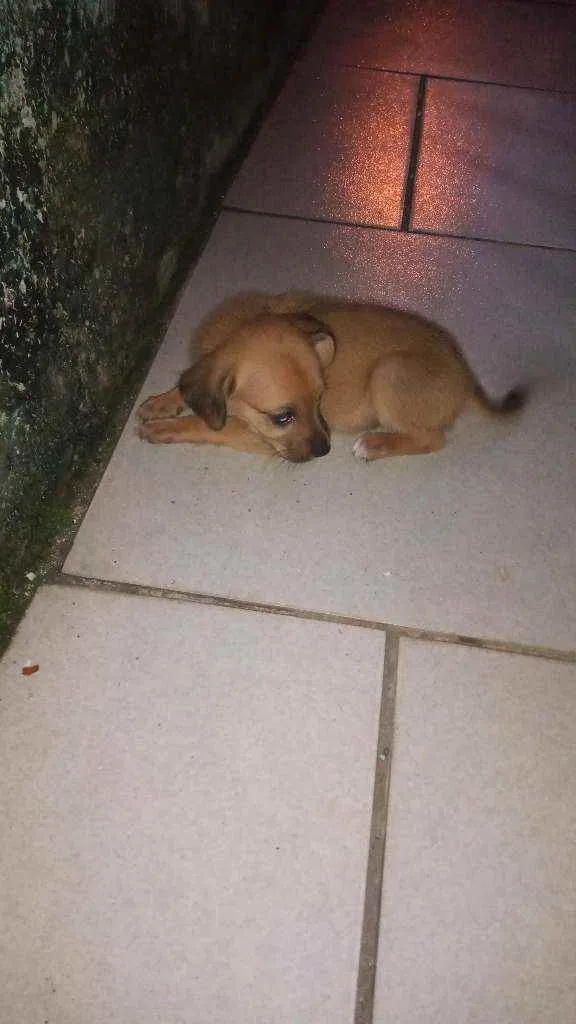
left=0, top=0, right=323, bottom=653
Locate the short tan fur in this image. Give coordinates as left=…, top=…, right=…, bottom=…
left=138, top=292, right=524, bottom=463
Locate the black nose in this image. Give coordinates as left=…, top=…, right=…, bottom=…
left=310, top=435, right=331, bottom=458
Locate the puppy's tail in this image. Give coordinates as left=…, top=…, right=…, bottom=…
left=472, top=381, right=527, bottom=417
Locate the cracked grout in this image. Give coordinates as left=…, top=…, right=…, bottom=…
left=49, top=572, right=576, bottom=666
left=354, top=632, right=400, bottom=1024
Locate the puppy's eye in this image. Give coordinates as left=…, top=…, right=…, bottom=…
left=270, top=408, right=295, bottom=428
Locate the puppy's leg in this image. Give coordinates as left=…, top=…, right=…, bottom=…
left=138, top=414, right=274, bottom=455
left=353, top=429, right=445, bottom=461
left=137, top=387, right=185, bottom=423
left=354, top=353, right=463, bottom=461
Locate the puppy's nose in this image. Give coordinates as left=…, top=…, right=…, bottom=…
left=310, top=435, right=331, bottom=458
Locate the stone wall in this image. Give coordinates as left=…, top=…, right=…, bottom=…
left=0, top=0, right=321, bottom=645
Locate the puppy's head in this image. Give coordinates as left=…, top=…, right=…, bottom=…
left=179, top=312, right=335, bottom=462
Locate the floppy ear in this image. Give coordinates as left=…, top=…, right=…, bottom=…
left=288, top=312, right=336, bottom=370
left=179, top=354, right=235, bottom=430
left=310, top=327, right=336, bottom=370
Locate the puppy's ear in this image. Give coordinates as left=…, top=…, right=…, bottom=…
left=310, top=327, right=336, bottom=370
left=288, top=312, right=336, bottom=369
left=179, top=355, right=235, bottom=431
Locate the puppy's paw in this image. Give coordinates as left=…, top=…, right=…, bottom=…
left=138, top=419, right=180, bottom=444
left=137, top=389, right=185, bottom=423
left=353, top=432, right=395, bottom=461
left=353, top=434, right=375, bottom=462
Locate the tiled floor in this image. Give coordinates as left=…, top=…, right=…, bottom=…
left=226, top=63, right=419, bottom=226
left=374, top=643, right=576, bottom=1024
left=1, top=1, right=576, bottom=1022
left=0, top=587, right=384, bottom=1024
left=413, top=79, right=576, bottom=247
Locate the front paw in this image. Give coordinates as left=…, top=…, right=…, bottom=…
left=137, top=389, right=185, bottom=423
left=138, top=419, right=180, bottom=443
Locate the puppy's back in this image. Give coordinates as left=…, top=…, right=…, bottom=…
left=194, top=293, right=274, bottom=356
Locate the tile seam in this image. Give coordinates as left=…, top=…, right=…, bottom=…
left=48, top=572, right=576, bottom=665
left=409, top=224, right=576, bottom=252
left=401, top=75, right=427, bottom=232
left=322, top=62, right=576, bottom=97
left=220, top=206, right=576, bottom=254
left=354, top=632, right=400, bottom=1024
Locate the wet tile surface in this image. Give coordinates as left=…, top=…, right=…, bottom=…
left=375, top=641, right=576, bottom=1024
left=309, top=0, right=576, bottom=91
left=413, top=79, right=576, bottom=248
left=226, top=62, right=418, bottom=227
left=0, top=585, right=384, bottom=1024
left=64, top=213, right=576, bottom=651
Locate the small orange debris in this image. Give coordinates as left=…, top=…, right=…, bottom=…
left=22, top=662, right=39, bottom=676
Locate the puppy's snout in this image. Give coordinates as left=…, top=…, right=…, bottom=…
left=310, top=434, right=331, bottom=458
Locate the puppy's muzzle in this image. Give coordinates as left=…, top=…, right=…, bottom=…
left=310, top=412, right=331, bottom=458
left=310, top=434, right=331, bottom=458
left=285, top=430, right=331, bottom=463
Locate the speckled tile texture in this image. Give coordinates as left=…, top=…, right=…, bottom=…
left=226, top=62, right=418, bottom=226
left=413, top=80, right=576, bottom=247
left=0, top=586, right=384, bottom=1024
left=308, top=0, right=576, bottom=90
left=3, top=0, right=576, bottom=1021
left=374, top=642, right=576, bottom=1024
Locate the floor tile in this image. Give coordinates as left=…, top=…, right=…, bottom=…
left=374, top=641, right=576, bottom=1024
left=226, top=62, right=417, bottom=227
left=413, top=79, right=576, bottom=248
left=309, top=0, right=576, bottom=91
left=64, top=212, right=576, bottom=651
left=0, top=584, right=385, bottom=1024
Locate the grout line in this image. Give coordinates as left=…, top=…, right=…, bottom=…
left=401, top=76, right=427, bottom=232
left=354, top=633, right=400, bottom=1024
left=50, top=572, right=576, bottom=665
left=221, top=205, right=576, bottom=255
left=221, top=204, right=403, bottom=232
left=408, top=224, right=576, bottom=252
left=326, top=61, right=576, bottom=97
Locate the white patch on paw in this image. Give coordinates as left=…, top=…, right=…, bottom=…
left=352, top=435, right=370, bottom=461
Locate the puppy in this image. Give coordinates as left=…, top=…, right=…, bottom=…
left=137, top=292, right=524, bottom=462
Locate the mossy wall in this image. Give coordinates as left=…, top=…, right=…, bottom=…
left=0, top=0, right=320, bottom=639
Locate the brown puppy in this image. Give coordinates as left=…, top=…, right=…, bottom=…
left=138, top=292, right=524, bottom=462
